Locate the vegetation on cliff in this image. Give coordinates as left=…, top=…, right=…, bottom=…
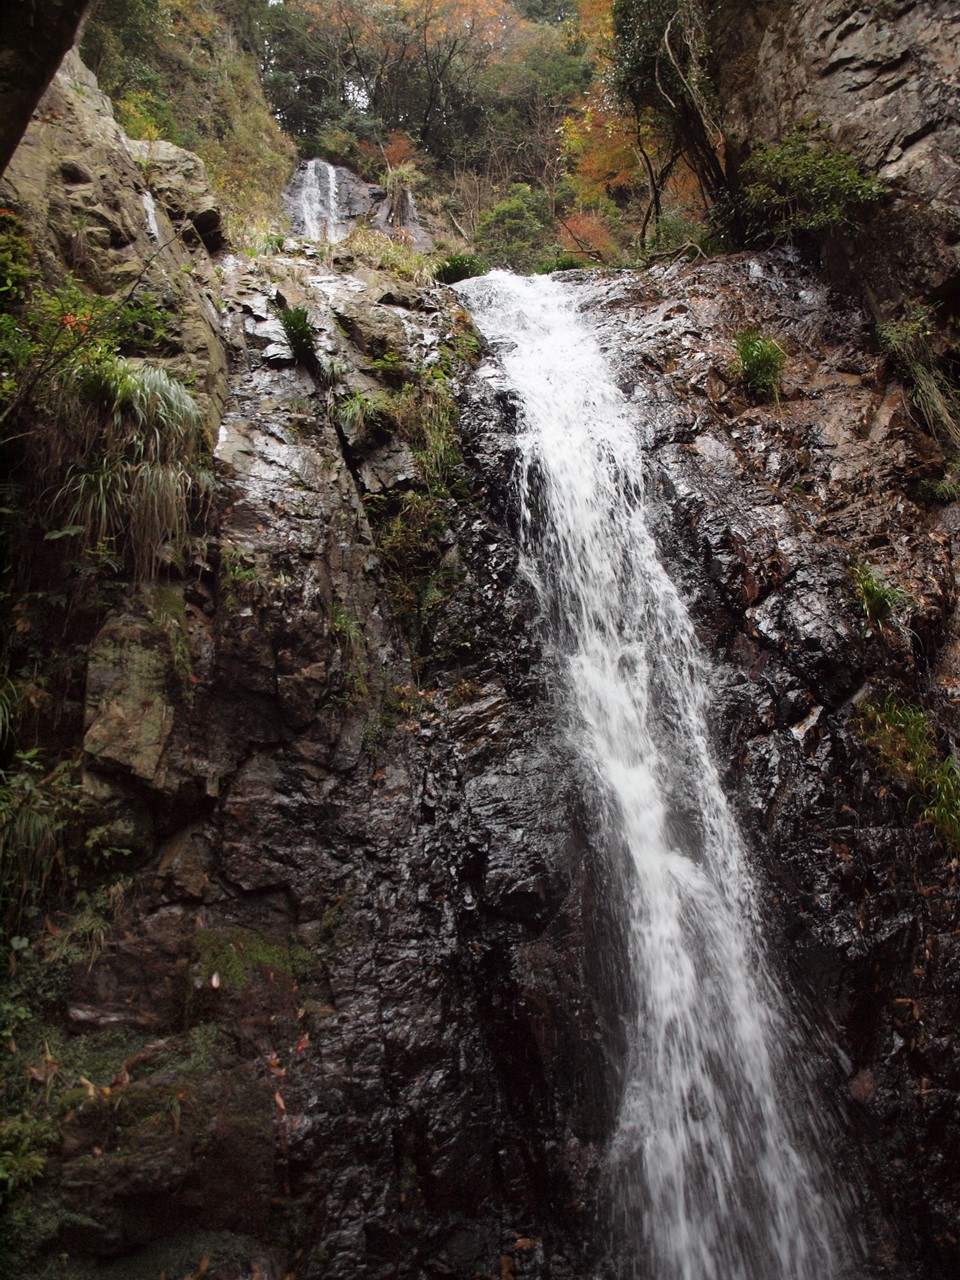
left=78, top=0, right=710, bottom=266
left=81, top=0, right=295, bottom=227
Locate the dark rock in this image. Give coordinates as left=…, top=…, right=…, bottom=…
left=582, top=253, right=960, bottom=1277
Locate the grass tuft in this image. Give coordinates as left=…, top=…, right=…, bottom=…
left=279, top=306, right=317, bottom=366
left=861, top=696, right=960, bottom=850
left=850, top=559, right=911, bottom=629
left=46, top=360, right=209, bottom=581
left=731, top=327, right=785, bottom=401
left=877, top=307, right=960, bottom=450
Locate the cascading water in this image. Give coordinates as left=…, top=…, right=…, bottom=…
left=458, top=271, right=856, bottom=1280
left=294, top=158, right=345, bottom=242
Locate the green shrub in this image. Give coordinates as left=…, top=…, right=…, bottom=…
left=475, top=184, right=557, bottom=273
left=861, top=696, right=960, bottom=849
left=731, top=327, right=785, bottom=400
left=0, top=754, right=125, bottom=937
left=0, top=753, right=69, bottom=935
left=929, top=464, right=960, bottom=504
left=334, top=389, right=390, bottom=439
left=0, top=677, right=17, bottom=749
left=0, top=1113, right=51, bottom=1196
left=330, top=602, right=363, bottom=655
left=382, top=162, right=424, bottom=234
left=364, top=489, right=448, bottom=620
left=644, top=206, right=717, bottom=259
left=0, top=280, right=174, bottom=419
left=386, top=375, right=462, bottom=494
left=434, top=254, right=488, bottom=285
left=850, top=559, right=911, bottom=629
left=0, top=211, right=35, bottom=305
left=342, top=228, right=434, bottom=284
left=0, top=276, right=204, bottom=584
left=534, top=252, right=591, bottom=274
left=46, top=359, right=211, bottom=581
left=279, top=305, right=317, bottom=365
left=741, top=129, right=884, bottom=239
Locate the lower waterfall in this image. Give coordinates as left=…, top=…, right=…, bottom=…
left=459, top=271, right=856, bottom=1280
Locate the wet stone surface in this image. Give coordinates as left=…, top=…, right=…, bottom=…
left=33, top=240, right=621, bottom=1279
left=8, top=58, right=960, bottom=1271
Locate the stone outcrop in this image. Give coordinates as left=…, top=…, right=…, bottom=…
left=0, top=51, right=228, bottom=430
left=6, top=245, right=619, bottom=1276
left=17, top=227, right=960, bottom=1276
left=126, top=139, right=225, bottom=253
left=0, top=58, right=617, bottom=1268
left=711, top=0, right=960, bottom=331
left=285, top=158, right=435, bottom=251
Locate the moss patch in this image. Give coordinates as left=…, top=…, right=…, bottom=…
left=192, top=926, right=313, bottom=992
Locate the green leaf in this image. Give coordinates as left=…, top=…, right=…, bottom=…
left=43, top=524, right=88, bottom=540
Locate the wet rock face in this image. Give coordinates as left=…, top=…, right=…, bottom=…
left=285, top=159, right=434, bottom=251
left=578, top=251, right=959, bottom=1278
left=13, top=236, right=619, bottom=1273
left=710, top=0, right=960, bottom=323
left=2, top=53, right=615, bottom=1278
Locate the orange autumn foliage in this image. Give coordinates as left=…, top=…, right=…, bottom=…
left=383, top=130, right=418, bottom=167
left=558, top=209, right=618, bottom=260
left=357, top=129, right=420, bottom=169
left=575, top=0, right=615, bottom=53
left=560, top=88, right=644, bottom=201
left=559, top=0, right=646, bottom=203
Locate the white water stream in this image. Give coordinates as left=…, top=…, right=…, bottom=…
left=296, top=158, right=345, bottom=242
left=459, top=272, right=854, bottom=1280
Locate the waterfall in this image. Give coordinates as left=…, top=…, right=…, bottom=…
left=295, top=158, right=345, bottom=243
left=458, top=271, right=855, bottom=1280
left=141, top=191, right=160, bottom=241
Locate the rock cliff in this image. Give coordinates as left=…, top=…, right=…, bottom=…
left=582, top=250, right=960, bottom=1277
left=0, top=54, right=616, bottom=1280
left=711, top=0, right=960, bottom=333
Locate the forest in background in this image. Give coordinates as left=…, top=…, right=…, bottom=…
left=78, top=0, right=714, bottom=268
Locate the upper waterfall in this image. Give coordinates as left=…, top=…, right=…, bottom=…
left=284, top=158, right=432, bottom=248
left=286, top=158, right=355, bottom=242
left=458, top=270, right=857, bottom=1280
